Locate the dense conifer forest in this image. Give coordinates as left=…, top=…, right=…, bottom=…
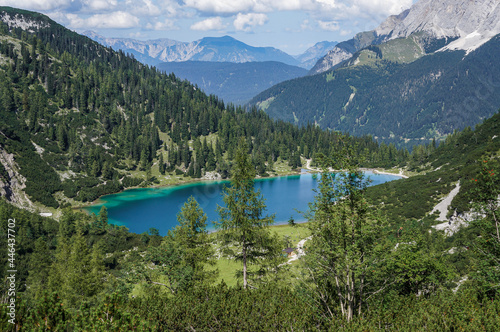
left=0, top=6, right=409, bottom=210
left=0, top=7, right=499, bottom=331
left=250, top=34, right=500, bottom=145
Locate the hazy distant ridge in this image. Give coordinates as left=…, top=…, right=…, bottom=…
left=84, top=31, right=336, bottom=70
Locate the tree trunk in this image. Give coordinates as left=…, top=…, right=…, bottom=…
left=492, top=206, right=499, bottom=241
left=243, top=243, right=247, bottom=289
left=335, top=274, right=345, bottom=317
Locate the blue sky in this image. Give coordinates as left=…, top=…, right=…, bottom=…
left=0, top=0, right=415, bottom=55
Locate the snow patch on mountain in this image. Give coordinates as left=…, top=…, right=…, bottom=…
left=311, top=0, right=500, bottom=74
left=387, top=0, right=500, bottom=53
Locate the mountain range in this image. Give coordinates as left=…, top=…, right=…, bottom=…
left=84, top=31, right=337, bottom=70
left=250, top=0, right=500, bottom=145
left=2, top=6, right=500, bottom=329
left=83, top=33, right=336, bottom=104
left=311, top=0, right=500, bottom=75
left=0, top=6, right=388, bottom=211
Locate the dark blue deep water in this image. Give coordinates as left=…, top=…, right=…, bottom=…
left=83, top=171, right=400, bottom=235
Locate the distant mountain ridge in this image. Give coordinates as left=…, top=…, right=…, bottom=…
left=83, top=31, right=336, bottom=70
left=157, top=61, right=307, bottom=105
left=250, top=0, right=500, bottom=145
left=83, top=33, right=334, bottom=104
left=294, top=41, right=338, bottom=69
left=84, top=32, right=299, bottom=66
left=311, top=0, right=500, bottom=74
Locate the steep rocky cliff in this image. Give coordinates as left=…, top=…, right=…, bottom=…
left=311, top=0, right=500, bottom=74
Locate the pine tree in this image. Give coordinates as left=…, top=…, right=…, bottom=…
left=144, top=197, right=216, bottom=294
left=206, top=148, right=216, bottom=172
left=174, top=196, right=217, bottom=286
left=303, top=138, right=387, bottom=322
left=158, top=153, right=166, bottom=175
left=102, top=161, right=113, bottom=179
left=216, top=139, right=281, bottom=289
left=26, top=238, right=52, bottom=300
left=65, top=230, right=104, bottom=306
left=99, top=205, right=108, bottom=225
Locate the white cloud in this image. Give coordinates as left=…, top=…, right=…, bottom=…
left=182, top=0, right=320, bottom=14
left=182, top=0, right=411, bottom=16
left=270, top=0, right=316, bottom=11
left=340, top=29, right=351, bottom=36
left=190, top=17, right=226, bottom=31
left=125, top=0, right=161, bottom=16
left=82, top=0, right=117, bottom=11
left=184, top=0, right=256, bottom=14
left=318, top=20, right=340, bottom=31
left=0, top=0, right=72, bottom=11
left=1, top=0, right=414, bottom=19
left=301, top=19, right=312, bottom=31
left=145, top=19, right=177, bottom=31
left=352, top=0, right=413, bottom=17
left=155, top=0, right=183, bottom=17
left=129, top=31, right=146, bottom=38
left=233, top=13, right=268, bottom=32
left=66, top=11, right=140, bottom=29
left=315, top=0, right=413, bottom=20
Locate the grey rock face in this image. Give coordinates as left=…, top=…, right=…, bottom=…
left=311, top=0, right=500, bottom=74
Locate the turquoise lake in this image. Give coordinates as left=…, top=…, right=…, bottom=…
left=83, top=171, right=400, bottom=235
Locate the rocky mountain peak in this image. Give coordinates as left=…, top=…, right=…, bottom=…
left=387, top=0, right=500, bottom=51
left=375, top=9, right=410, bottom=36
left=311, top=0, right=500, bottom=74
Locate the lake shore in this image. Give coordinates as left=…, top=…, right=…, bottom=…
left=74, top=168, right=302, bottom=210
left=367, top=168, right=409, bottom=178
left=76, top=165, right=408, bottom=212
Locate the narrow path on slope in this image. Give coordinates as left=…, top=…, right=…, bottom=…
left=431, top=181, right=461, bottom=221
left=281, top=236, right=312, bottom=266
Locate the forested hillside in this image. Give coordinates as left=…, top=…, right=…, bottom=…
left=0, top=117, right=499, bottom=330
left=250, top=34, right=500, bottom=145
left=0, top=6, right=402, bottom=211
left=0, top=6, right=500, bottom=331
left=366, top=111, right=500, bottom=223
left=157, top=60, right=307, bottom=105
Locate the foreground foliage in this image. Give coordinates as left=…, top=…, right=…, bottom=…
left=2, top=286, right=500, bottom=331
left=0, top=6, right=404, bottom=210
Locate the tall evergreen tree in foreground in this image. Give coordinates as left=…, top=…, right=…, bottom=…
left=216, top=139, right=283, bottom=289
left=302, top=137, right=388, bottom=322
left=468, top=159, right=500, bottom=297
left=143, top=196, right=216, bottom=294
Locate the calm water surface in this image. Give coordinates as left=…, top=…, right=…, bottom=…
left=83, top=171, right=400, bottom=235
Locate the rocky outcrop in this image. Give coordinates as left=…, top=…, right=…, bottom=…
left=0, top=11, right=50, bottom=32
left=309, top=46, right=353, bottom=74
left=310, top=0, right=500, bottom=74
left=0, top=146, right=33, bottom=210
left=294, top=41, right=338, bottom=69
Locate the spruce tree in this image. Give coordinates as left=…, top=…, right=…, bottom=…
left=26, top=238, right=52, bottom=300
left=144, top=197, right=216, bottom=293
left=303, top=138, right=387, bottom=322
left=216, top=139, right=281, bottom=289
left=158, top=153, right=165, bottom=175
